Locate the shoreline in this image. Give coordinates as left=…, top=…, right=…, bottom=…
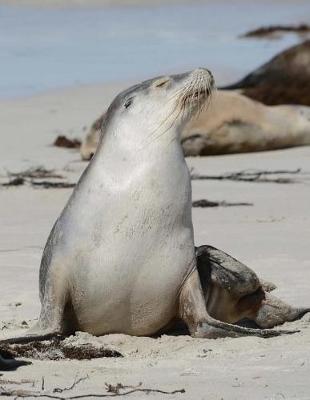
left=0, top=0, right=301, bottom=8
left=0, top=0, right=202, bottom=8
left=0, top=65, right=238, bottom=102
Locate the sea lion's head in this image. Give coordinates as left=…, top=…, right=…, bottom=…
left=102, top=68, right=215, bottom=146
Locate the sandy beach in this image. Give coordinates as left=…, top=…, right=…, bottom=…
left=1, top=0, right=310, bottom=398
left=0, top=81, right=310, bottom=399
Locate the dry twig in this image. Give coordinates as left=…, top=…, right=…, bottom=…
left=53, top=376, right=89, bottom=393
left=0, top=383, right=185, bottom=398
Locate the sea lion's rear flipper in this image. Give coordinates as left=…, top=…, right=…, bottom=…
left=179, top=268, right=296, bottom=339
left=259, top=278, right=277, bottom=292
left=196, top=245, right=261, bottom=298
left=193, top=245, right=309, bottom=333
left=254, top=292, right=310, bottom=329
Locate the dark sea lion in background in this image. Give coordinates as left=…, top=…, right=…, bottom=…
left=222, top=41, right=310, bottom=106
left=80, top=90, right=310, bottom=159
left=241, top=24, right=310, bottom=39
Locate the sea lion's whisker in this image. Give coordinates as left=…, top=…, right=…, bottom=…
left=149, top=107, right=183, bottom=145
left=146, top=104, right=179, bottom=141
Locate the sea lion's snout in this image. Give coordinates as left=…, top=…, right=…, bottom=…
left=189, top=68, right=215, bottom=90
left=191, top=67, right=214, bottom=82
left=179, top=68, right=215, bottom=110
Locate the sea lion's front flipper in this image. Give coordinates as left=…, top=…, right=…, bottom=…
left=178, top=268, right=297, bottom=339
left=0, top=353, right=31, bottom=371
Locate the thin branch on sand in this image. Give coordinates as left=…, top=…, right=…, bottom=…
left=0, top=382, right=185, bottom=399
left=53, top=376, right=89, bottom=394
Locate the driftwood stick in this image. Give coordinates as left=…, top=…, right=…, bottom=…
left=0, top=386, right=185, bottom=399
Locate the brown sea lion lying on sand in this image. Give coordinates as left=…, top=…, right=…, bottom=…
left=80, top=90, right=310, bottom=159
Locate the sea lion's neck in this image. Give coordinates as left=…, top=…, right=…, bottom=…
left=94, top=124, right=185, bottom=165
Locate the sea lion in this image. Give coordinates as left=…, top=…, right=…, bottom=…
left=80, top=113, right=105, bottom=160
left=222, top=40, right=310, bottom=106
left=0, top=69, right=302, bottom=348
left=80, top=90, right=310, bottom=159
left=181, top=91, right=310, bottom=156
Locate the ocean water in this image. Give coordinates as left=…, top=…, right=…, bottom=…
left=0, top=0, right=309, bottom=98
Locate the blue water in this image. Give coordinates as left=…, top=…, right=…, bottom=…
left=0, top=1, right=309, bottom=98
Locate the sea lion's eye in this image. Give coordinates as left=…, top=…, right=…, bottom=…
left=154, top=78, right=170, bottom=88
left=124, top=97, right=133, bottom=109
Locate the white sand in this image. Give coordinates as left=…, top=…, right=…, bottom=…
left=0, top=82, right=310, bottom=399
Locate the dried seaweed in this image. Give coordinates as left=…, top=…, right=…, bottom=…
left=1, top=167, right=75, bottom=189
left=8, top=167, right=63, bottom=180
left=31, top=181, right=75, bottom=189
left=192, top=199, right=253, bottom=207
left=0, top=340, right=122, bottom=361
left=54, top=136, right=81, bottom=149
left=191, top=169, right=302, bottom=184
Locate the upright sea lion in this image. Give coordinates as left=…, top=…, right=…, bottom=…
left=1, top=69, right=302, bottom=348
left=80, top=90, right=310, bottom=159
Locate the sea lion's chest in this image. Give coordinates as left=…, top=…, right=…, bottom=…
left=64, top=153, right=195, bottom=335
left=76, top=150, right=192, bottom=235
